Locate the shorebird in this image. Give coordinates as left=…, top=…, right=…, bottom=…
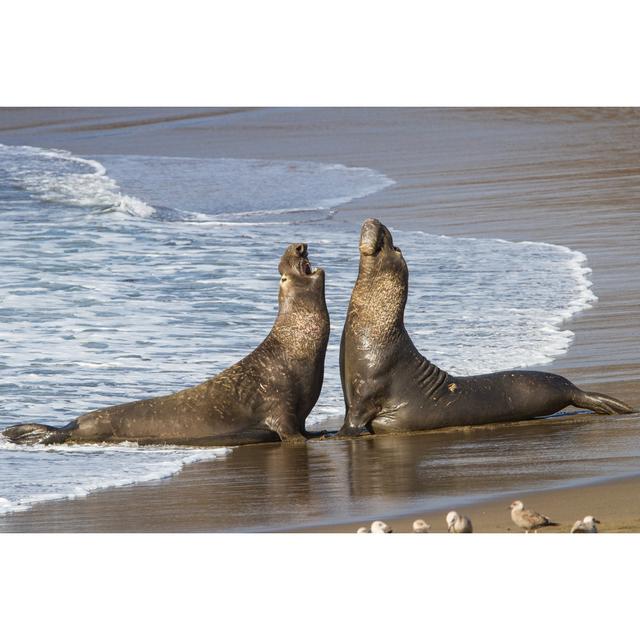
left=509, top=500, right=558, bottom=533
left=412, top=519, right=431, bottom=533
left=370, top=520, right=393, bottom=533
left=356, top=526, right=370, bottom=533
left=570, top=515, right=600, bottom=533
left=446, top=511, right=473, bottom=533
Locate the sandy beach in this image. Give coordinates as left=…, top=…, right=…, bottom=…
left=0, top=107, right=638, bottom=532
left=302, top=473, right=640, bottom=533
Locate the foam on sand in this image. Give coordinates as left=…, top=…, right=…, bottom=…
left=0, top=143, right=155, bottom=217
left=0, top=433, right=229, bottom=515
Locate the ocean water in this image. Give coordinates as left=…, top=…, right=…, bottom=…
left=0, top=143, right=596, bottom=515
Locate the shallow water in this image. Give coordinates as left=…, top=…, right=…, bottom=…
left=0, top=438, right=229, bottom=515
left=0, top=141, right=598, bottom=515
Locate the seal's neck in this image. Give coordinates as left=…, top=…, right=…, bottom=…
left=350, top=264, right=408, bottom=340
left=271, top=295, right=330, bottom=358
left=349, top=258, right=451, bottom=393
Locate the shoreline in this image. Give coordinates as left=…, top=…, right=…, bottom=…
left=2, top=406, right=638, bottom=532
left=0, top=108, right=638, bottom=533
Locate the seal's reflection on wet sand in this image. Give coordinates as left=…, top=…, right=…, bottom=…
left=1, top=409, right=638, bottom=532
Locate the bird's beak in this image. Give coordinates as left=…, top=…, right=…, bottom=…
left=594, top=519, right=601, bottom=524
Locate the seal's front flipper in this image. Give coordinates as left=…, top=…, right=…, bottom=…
left=335, top=425, right=369, bottom=438
left=1, top=422, right=75, bottom=445
left=301, top=430, right=325, bottom=439
left=335, top=406, right=376, bottom=438
left=335, top=419, right=371, bottom=438
left=265, top=413, right=308, bottom=444
left=572, top=390, right=634, bottom=415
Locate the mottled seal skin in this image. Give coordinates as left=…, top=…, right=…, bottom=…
left=3, top=243, right=329, bottom=446
left=338, top=218, right=633, bottom=437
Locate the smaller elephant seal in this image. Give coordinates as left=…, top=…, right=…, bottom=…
left=3, top=243, right=329, bottom=446
left=338, top=218, right=633, bottom=437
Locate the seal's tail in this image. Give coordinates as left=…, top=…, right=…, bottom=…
left=1, top=423, right=73, bottom=445
left=571, top=389, right=634, bottom=415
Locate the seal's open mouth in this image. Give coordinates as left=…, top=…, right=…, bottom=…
left=279, top=243, right=322, bottom=280
left=299, top=257, right=315, bottom=276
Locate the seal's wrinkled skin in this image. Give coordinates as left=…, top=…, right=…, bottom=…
left=338, top=218, right=633, bottom=436
left=3, top=244, right=329, bottom=446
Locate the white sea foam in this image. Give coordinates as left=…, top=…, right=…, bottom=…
left=402, top=233, right=597, bottom=378
left=92, top=154, right=396, bottom=220
left=0, top=144, right=597, bottom=515
left=0, top=143, right=155, bottom=217
left=0, top=432, right=229, bottom=516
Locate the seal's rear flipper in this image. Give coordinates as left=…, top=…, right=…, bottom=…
left=572, top=390, right=634, bottom=415
left=1, top=422, right=74, bottom=445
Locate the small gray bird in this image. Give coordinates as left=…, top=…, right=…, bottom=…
left=570, top=515, right=600, bottom=533
left=446, top=511, right=473, bottom=533
left=509, top=500, right=558, bottom=533
left=412, top=519, right=431, bottom=533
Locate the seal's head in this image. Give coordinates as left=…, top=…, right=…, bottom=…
left=352, top=219, right=409, bottom=327
left=278, top=243, right=325, bottom=308
left=358, top=218, right=407, bottom=278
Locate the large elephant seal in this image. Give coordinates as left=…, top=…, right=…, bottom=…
left=338, top=218, right=633, bottom=436
left=3, top=243, right=329, bottom=446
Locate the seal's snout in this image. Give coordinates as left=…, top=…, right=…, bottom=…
left=359, top=218, right=383, bottom=256
left=279, top=243, right=321, bottom=279
left=359, top=218, right=398, bottom=257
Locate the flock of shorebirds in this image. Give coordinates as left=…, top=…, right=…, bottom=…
left=356, top=500, right=601, bottom=533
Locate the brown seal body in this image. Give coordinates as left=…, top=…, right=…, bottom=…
left=338, top=219, right=633, bottom=436
left=3, top=244, right=329, bottom=446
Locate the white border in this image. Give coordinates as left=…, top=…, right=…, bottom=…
left=1, top=1, right=638, bottom=635
left=1, top=534, right=638, bottom=638
left=2, top=0, right=639, bottom=105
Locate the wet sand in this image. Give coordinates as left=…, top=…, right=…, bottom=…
left=1, top=408, right=639, bottom=532
left=301, top=473, right=640, bottom=533
left=0, top=108, right=638, bottom=532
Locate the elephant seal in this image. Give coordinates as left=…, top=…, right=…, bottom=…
left=338, top=218, right=633, bottom=437
left=3, top=243, right=329, bottom=446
